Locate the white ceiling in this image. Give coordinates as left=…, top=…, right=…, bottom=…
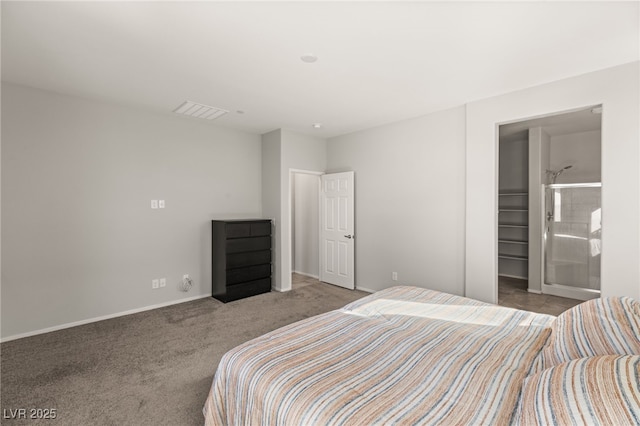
left=2, top=1, right=638, bottom=138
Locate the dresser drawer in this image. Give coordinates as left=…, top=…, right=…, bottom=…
left=220, top=278, right=271, bottom=302
left=250, top=222, right=271, bottom=236
left=226, top=250, right=271, bottom=269
left=226, top=236, right=271, bottom=254
left=225, top=223, right=251, bottom=238
left=227, top=264, right=271, bottom=285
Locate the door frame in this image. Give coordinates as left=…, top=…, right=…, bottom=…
left=286, top=168, right=324, bottom=291
left=494, top=104, right=603, bottom=304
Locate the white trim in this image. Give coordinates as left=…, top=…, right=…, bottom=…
left=355, top=286, right=376, bottom=294
left=527, top=288, right=543, bottom=294
left=541, top=282, right=600, bottom=301
left=547, top=182, right=601, bottom=189
left=288, top=168, right=324, bottom=293
left=1, top=294, right=212, bottom=343
left=292, top=270, right=320, bottom=280
left=289, top=169, right=324, bottom=176
left=538, top=184, right=546, bottom=293
left=486, top=103, right=605, bottom=304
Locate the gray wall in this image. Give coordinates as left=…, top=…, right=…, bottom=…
left=1, top=83, right=262, bottom=339
left=327, top=106, right=466, bottom=295
left=498, top=137, right=528, bottom=192
left=5, top=63, right=639, bottom=340
left=466, top=61, right=640, bottom=303
left=550, top=130, right=601, bottom=183
left=261, top=129, right=282, bottom=290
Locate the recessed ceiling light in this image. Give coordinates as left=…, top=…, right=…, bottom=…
left=301, top=54, right=318, bottom=63
left=312, top=123, right=322, bottom=129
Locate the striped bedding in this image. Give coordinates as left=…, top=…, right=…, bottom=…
left=538, top=296, right=640, bottom=371
left=516, top=355, right=640, bottom=426
left=203, top=286, right=555, bottom=425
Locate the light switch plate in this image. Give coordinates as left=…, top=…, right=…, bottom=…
left=159, top=200, right=165, bottom=209
left=151, top=200, right=158, bottom=209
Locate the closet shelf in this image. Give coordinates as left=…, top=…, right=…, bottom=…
left=498, top=254, right=528, bottom=261
left=498, top=192, right=528, bottom=196
left=498, top=224, right=528, bottom=228
left=498, top=239, right=528, bottom=245
left=499, top=209, right=528, bottom=212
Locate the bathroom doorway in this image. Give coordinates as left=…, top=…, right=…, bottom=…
left=498, top=106, right=602, bottom=309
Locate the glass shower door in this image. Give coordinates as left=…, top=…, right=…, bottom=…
left=544, top=183, right=601, bottom=291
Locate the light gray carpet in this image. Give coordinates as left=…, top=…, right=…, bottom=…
left=1, top=282, right=367, bottom=425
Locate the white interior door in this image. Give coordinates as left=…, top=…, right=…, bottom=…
left=320, top=171, right=355, bottom=289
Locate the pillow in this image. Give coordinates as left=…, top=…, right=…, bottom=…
left=539, top=297, right=640, bottom=370
left=516, top=355, right=640, bottom=426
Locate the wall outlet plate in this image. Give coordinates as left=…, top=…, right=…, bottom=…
left=151, top=200, right=158, bottom=209
left=159, top=200, right=165, bottom=209
left=152, top=279, right=159, bottom=289
left=159, top=278, right=166, bottom=287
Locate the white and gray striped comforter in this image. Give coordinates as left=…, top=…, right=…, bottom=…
left=204, top=286, right=555, bottom=425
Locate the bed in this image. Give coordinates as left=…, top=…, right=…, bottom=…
left=203, top=286, right=640, bottom=425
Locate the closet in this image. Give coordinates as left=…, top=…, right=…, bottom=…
left=498, top=134, right=529, bottom=280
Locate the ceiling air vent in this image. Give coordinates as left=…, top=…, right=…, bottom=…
left=173, top=100, right=228, bottom=121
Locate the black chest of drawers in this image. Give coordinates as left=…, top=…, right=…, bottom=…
left=211, top=219, right=272, bottom=302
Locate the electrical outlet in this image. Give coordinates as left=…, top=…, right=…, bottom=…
left=151, top=200, right=158, bottom=209
left=392, top=272, right=398, bottom=281
left=159, top=278, right=166, bottom=288
left=152, top=279, right=159, bottom=289
left=159, top=200, right=165, bottom=209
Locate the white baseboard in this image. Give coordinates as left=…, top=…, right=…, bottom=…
left=355, top=286, right=376, bottom=294
left=541, top=283, right=600, bottom=301
left=527, top=288, right=543, bottom=294
left=292, top=270, right=319, bottom=280
left=1, top=294, right=212, bottom=343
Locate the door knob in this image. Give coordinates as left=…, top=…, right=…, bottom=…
left=344, top=235, right=353, bottom=239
